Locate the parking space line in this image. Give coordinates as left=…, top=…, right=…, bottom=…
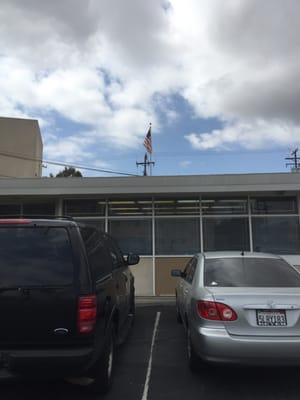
left=141, top=311, right=161, bottom=400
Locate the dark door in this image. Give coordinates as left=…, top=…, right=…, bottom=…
left=80, top=226, right=115, bottom=339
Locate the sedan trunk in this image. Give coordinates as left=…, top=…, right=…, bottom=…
left=208, top=287, right=300, bottom=337
left=204, top=256, right=300, bottom=337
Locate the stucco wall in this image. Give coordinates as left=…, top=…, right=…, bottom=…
left=130, top=257, right=154, bottom=296
left=0, top=117, right=42, bottom=178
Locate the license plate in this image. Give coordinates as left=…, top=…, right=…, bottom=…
left=256, top=310, right=287, bottom=326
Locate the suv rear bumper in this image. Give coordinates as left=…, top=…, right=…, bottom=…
left=0, top=347, right=95, bottom=378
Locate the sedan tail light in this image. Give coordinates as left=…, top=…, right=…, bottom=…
left=78, top=295, right=97, bottom=334
left=197, top=300, right=237, bottom=321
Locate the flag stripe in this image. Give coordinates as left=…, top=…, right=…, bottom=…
left=143, top=126, right=152, bottom=154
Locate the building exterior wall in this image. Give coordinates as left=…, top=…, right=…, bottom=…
left=0, top=117, right=42, bottom=177
left=0, top=174, right=300, bottom=295
left=62, top=195, right=300, bottom=295
left=155, top=257, right=191, bottom=295
left=130, top=258, right=154, bottom=296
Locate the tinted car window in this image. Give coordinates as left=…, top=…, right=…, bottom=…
left=0, top=227, right=74, bottom=286
left=186, top=258, right=197, bottom=283
left=204, top=257, right=300, bottom=287
left=80, top=227, right=112, bottom=280
left=105, top=237, right=124, bottom=269
left=183, top=259, right=192, bottom=279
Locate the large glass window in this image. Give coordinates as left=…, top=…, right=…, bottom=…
left=251, top=197, right=297, bottom=214
left=0, top=203, right=21, bottom=216
left=0, top=202, right=55, bottom=217
left=203, top=217, right=250, bottom=251
left=64, top=199, right=106, bottom=216
left=109, top=219, right=152, bottom=255
left=23, top=201, right=55, bottom=216
left=155, top=218, right=200, bottom=255
left=108, top=199, right=152, bottom=216
left=154, top=198, right=199, bottom=215
left=202, top=198, right=248, bottom=215
left=252, top=217, right=300, bottom=254
left=75, top=218, right=105, bottom=232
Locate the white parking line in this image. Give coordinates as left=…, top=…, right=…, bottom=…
left=141, top=311, right=161, bottom=400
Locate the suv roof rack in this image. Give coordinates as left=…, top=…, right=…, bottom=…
left=0, top=215, right=75, bottom=221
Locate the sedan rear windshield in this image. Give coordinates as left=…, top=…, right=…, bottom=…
left=0, top=227, right=74, bottom=287
left=204, top=257, right=300, bottom=287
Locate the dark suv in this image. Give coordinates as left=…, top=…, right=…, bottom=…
left=0, top=217, right=139, bottom=393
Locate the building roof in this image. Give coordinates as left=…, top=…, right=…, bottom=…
left=0, top=172, right=299, bottom=197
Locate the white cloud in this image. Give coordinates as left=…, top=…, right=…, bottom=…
left=0, top=0, right=300, bottom=154
left=179, top=160, right=192, bottom=168
left=186, top=120, right=300, bottom=151
left=44, top=135, right=94, bottom=162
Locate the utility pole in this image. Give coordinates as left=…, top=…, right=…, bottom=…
left=285, top=148, right=300, bottom=171
left=136, top=153, right=155, bottom=176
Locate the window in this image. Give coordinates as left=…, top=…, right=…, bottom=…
left=154, top=198, right=199, bottom=215
left=0, top=202, right=55, bottom=217
left=64, top=199, right=106, bottom=216
left=108, top=199, right=152, bottom=216
left=204, top=257, right=300, bottom=287
left=203, top=217, right=249, bottom=251
left=185, top=258, right=197, bottom=283
left=183, top=258, right=193, bottom=278
left=104, top=236, right=124, bottom=269
left=155, top=218, right=200, bottom=255
left=80, top=228, right=112, bottom=280
left=251, top=197, right=297, bottom=214
left=23, top=201, right=55, bottom=216
left=75, top=218, right=105, bottom=232
left=0, top=227, right=74, bottom=286
left=252, top=217, right=300, bottom=254
left=0, top=203, right=21, bottom=216
left=109, top=219, right=152, bottom=255
left=202, top=198, right=248, bottom=215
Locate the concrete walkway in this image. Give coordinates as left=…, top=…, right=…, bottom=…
left=136, top=296, right=175, bottom=306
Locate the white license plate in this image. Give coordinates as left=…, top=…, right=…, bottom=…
left=256, top=310, right=287, bottom=326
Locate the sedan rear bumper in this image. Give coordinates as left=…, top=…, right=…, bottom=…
left=191, top=326, right=300, bottom=366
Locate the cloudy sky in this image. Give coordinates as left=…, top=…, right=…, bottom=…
left=0, top=0, right=299, bottom=176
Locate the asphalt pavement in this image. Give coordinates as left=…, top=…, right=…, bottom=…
left=2, top=304, right=300, bottom=399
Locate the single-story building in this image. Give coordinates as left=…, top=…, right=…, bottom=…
left=0, top=172, right=300, bottom=296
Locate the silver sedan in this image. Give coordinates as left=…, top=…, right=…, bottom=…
left=171, top=252, right=300, bottom=370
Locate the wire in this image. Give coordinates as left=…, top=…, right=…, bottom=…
left=0, top=150, right=138, bottom=177
left=153, top=149, right=287, bottom=157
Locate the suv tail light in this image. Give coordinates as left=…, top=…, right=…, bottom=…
left=0, top=219, right=31, bottom=224
left=78, top=295, right=97, bottom=334
left=197, top=300, right=237, bottom=321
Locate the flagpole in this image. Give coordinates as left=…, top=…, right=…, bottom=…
left=142, top=122, right=154, bottom=176
left=149, top=122, right=152, bottom=176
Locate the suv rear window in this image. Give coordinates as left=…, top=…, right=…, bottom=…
left=204, top=257, right=300, bottom=287
left=0, top=227, right=74, bottom=287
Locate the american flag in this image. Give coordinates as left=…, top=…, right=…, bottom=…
left=143, top=124, right=152, bottom=154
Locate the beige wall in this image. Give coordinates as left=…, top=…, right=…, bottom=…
left=0, top=117, right=43, bottom=177
left=130, top=257, right=154, bottom=296
left=155, top=257, right=191, bottom=296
